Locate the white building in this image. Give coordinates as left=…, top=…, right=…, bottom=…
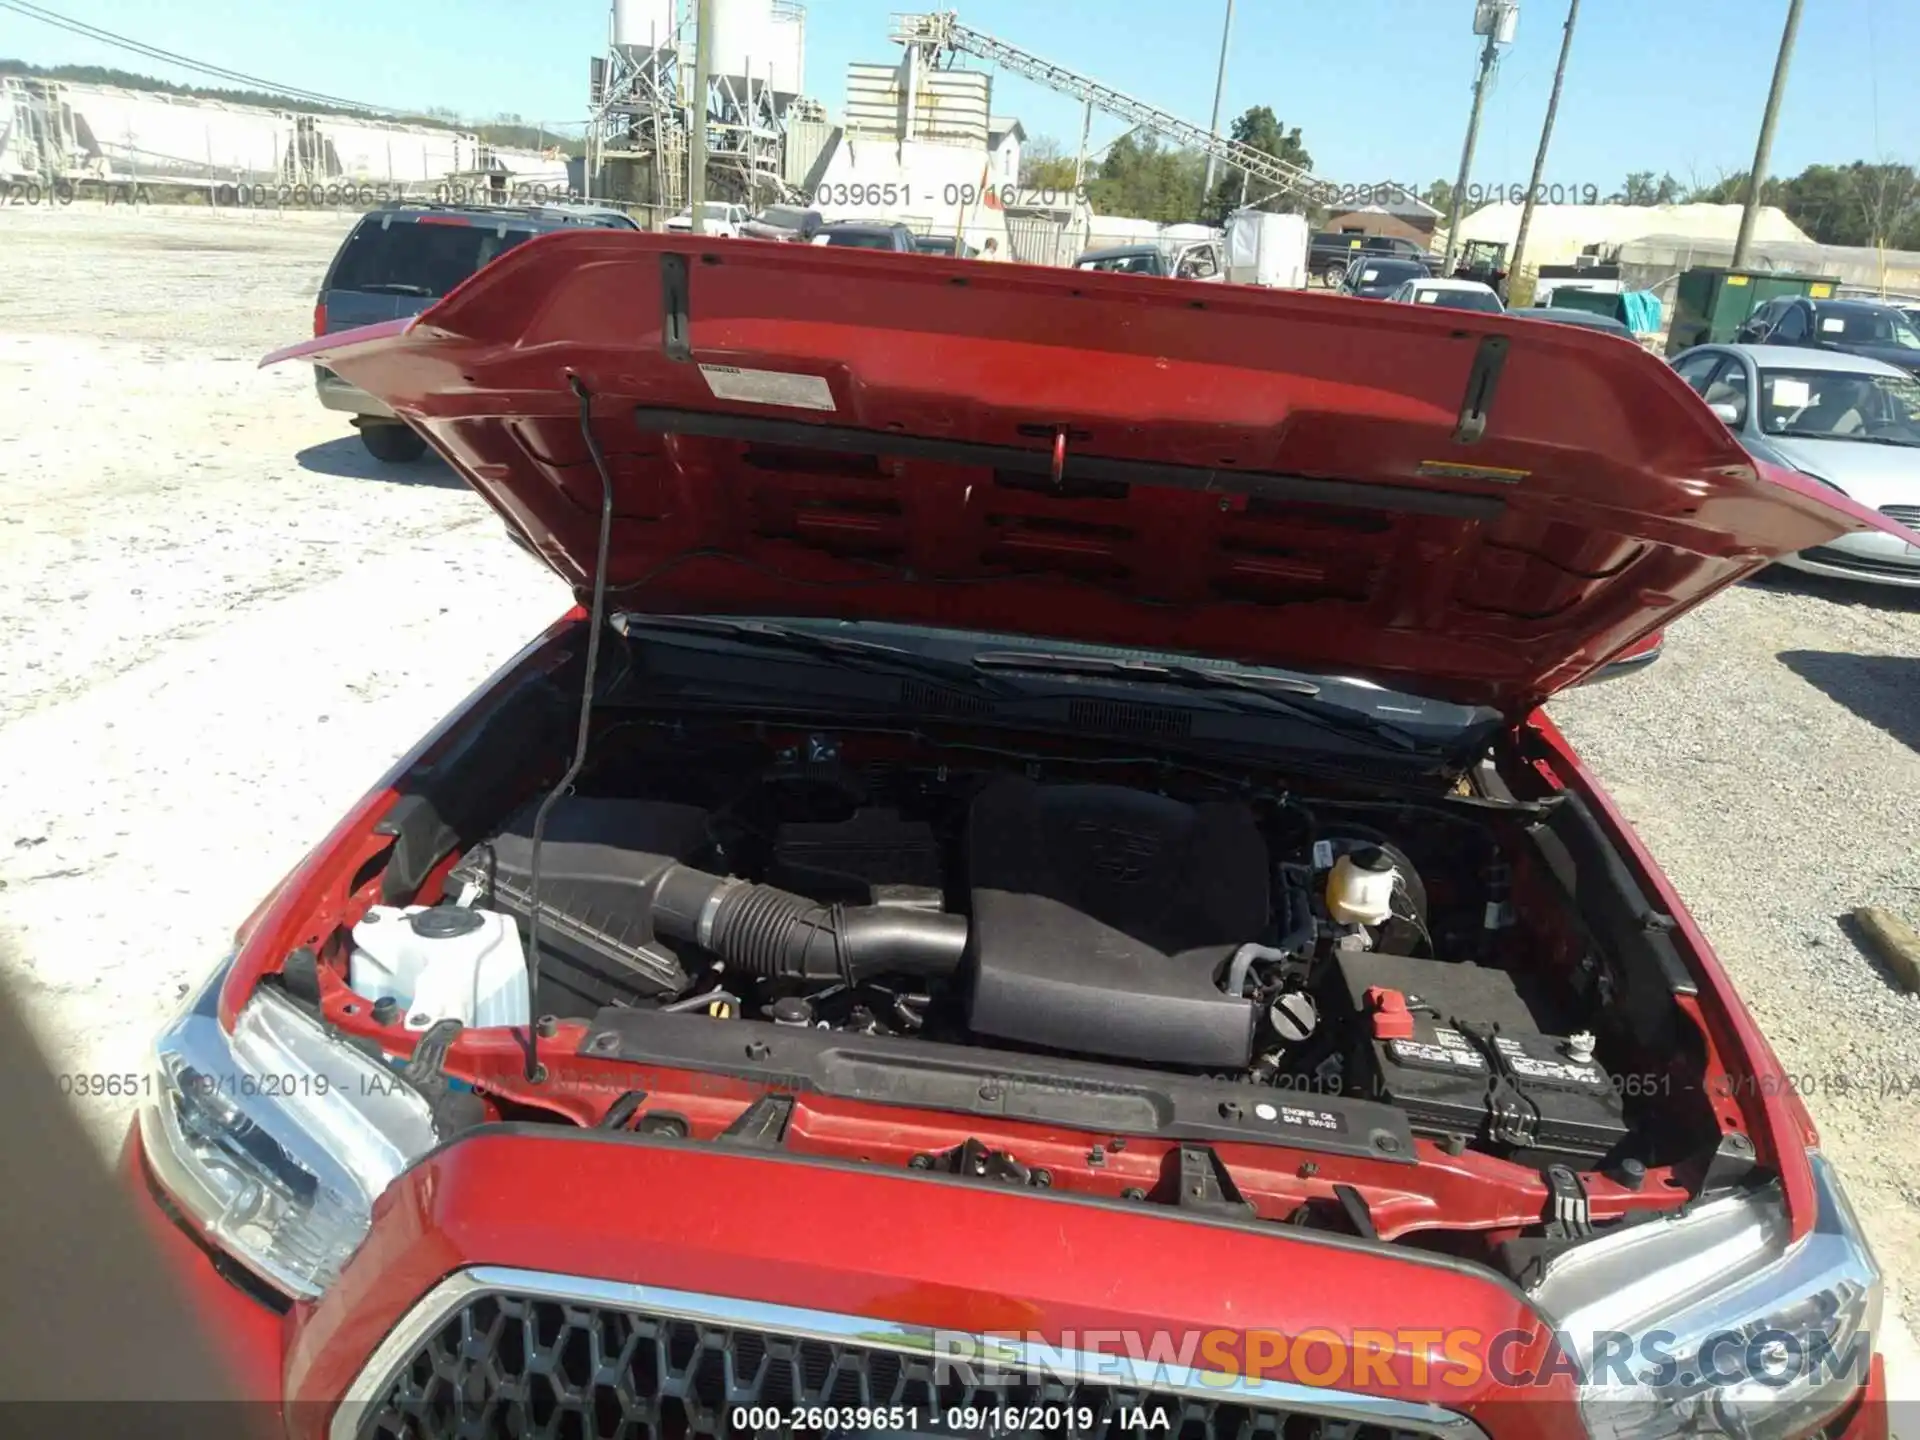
left=0, top=75, right=547, bottom=193
left=800, top=58, right=1020, bottom=249
left=1447, top=201, right=1811, bottom=268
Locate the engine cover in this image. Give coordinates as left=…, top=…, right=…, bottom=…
left=963, top=778, right=1267, bottom=1068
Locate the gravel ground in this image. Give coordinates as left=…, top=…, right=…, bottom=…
left=1551, top=577, right=1920, bottom=1378
left=1, top=200, right=1916, bottom=1414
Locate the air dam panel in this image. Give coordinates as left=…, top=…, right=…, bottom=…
left=964, top=777, right=1267, bottom=1069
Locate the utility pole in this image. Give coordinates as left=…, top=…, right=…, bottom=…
left=1508, top=0, right=1579, bottom=300
left=1200, top=0, right=1235, bottom=206
left=689, top=0, right=714, bottom=233
left=1072, top=98, right=1093, bottom=192
left=1732, top=0, right=1804, bottom=268
left=1442, top=2, right=1516, bottom=273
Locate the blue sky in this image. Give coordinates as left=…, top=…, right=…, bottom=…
left=2, top=0, right=1909, bottom=187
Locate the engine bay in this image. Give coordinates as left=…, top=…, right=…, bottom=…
left=334, top=717, right=1729, bottom=1211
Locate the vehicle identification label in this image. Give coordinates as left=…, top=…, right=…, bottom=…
left=698, top=364, right=835, bottom=411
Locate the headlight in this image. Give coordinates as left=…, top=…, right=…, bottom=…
left=138, top=956, right=438, bottom=1299
left=1534, top=1153, right=1880, bottom=1439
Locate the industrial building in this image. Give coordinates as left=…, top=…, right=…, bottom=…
left=795, top=54, right=1025, bottom=251
left=1322, top=184, right=1443, bottom=247
left=0, top=75, right=564, bottom=192
left=586, top=0, right=811, bottom=210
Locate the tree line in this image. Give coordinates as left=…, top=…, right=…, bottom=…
left=1022, top=110, right=1920, bottom=251
left=1021, top=105, right=1312, bottom=224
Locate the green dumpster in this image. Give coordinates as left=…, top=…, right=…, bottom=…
left=1667, top=267, right=1842, bottom=352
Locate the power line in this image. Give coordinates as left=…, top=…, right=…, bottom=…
left=0, top=0, right=381, bottom=112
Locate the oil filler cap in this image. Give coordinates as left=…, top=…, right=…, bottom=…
left=409, top=906, right=487, bottom=939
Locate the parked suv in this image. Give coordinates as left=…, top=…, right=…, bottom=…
left=313, top=201, right=640, bottom=462
left=1734, top=296, right=1920, bottom=379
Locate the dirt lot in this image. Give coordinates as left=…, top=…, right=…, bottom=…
left=1, top=200, right=1916, bottom=1407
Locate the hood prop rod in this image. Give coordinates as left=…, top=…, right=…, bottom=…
left=521, top=373, right=620, bottom=1084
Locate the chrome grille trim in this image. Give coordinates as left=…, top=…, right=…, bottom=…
left=328, top=1264, right=1493, bottom=1439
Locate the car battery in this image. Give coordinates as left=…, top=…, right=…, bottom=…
left=1332, top=950, right=1629, bottom=1161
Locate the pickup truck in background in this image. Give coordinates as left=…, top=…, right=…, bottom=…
left=1309, top=231, right=1435, bottom=288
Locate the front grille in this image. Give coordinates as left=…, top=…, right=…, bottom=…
left=1881, top=504, right=1920, bottom=528
left=358, top=1289, right=1456, bottom=1440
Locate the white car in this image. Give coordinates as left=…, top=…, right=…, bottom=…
left=1671, top=343, right=1920, bottom=587
left=662, top=202, right=749, bottom=238
left=1386, top=276, right=1505, bottom=313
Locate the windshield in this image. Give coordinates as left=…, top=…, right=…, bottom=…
left=758, top=207, right=809, bottom=229
left=1758, top=367, right=1920, bottom=444
left=1351, top=262, right=1418, bottom=288
left=1080, top=252, right=1163, bottom=274
left=1413, top=287, right=1503, bottom=313
left=1818, top=307, right=1920, bottom=349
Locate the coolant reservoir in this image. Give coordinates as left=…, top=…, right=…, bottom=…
left=348, top=905, right=530, bottom=1032
left=1325, top=847, right=1399, bottom=927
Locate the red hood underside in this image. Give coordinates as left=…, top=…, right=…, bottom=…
left=269, top=231, right=1903, bottom=714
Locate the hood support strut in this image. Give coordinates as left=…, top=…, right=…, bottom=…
left=521, top=373, right=621, bottom=1084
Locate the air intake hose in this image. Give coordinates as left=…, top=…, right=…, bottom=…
left=650, top=866, right=968, bottom=983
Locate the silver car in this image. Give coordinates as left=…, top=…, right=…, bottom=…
left=1670, top=343, right=1920, bottom=588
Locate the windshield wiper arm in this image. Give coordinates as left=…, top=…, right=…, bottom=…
left=973, top=651, right=1319, bottom=694
left=970, top=652, right=1424, bottom=751
left=615, top=616, right=1020, bottom=695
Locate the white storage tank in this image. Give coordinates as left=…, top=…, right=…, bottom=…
left=711, top=0, right=775, bottom=90
left=613, top=0, right=678, bottom=60
left=767, top=0, right=806, bottom=102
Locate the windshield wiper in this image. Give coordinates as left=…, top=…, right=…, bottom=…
left=356, top=282, right=437, bottom=296
left=969, top=651, right=1425, bottom=751
left=614, top=616, right=1019, bottom=695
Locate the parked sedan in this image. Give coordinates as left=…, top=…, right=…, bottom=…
left=1338, top=256, right=1429, bottom=299
left=1734, top=296, right=1920, bottom=379
left=1385, top=276, right=1503, bottom=313
left=143, top=235, right=1904, bottom=1438
left=1672, top=343, right=1920, bottom=587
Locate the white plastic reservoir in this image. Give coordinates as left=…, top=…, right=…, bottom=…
left=349, top=905, right=530, bottom=1032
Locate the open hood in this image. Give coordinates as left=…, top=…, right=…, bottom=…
left=268, top=231, right=1910, bottom=716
